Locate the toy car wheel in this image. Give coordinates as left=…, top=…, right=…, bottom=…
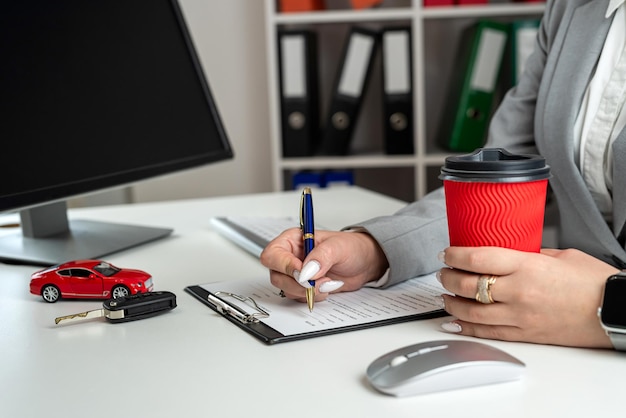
left=41, top=285, right=60, bottom=303
left=111, top=285, right=130, bottom=299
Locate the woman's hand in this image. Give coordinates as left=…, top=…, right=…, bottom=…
left=437, top=246, right=618, bottom=348
left=260, top=229, right=388, bottom=303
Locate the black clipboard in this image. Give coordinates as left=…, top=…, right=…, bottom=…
left=185, top=280, right=447, bottom=345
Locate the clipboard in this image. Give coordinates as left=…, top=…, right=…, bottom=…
left=185, top=273, right=448, bottom=345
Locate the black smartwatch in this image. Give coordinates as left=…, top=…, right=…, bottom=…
left=598, top=272, right=626, bottom=351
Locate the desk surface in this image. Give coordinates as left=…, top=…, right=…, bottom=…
left=0, top=187, right=621, bottom=418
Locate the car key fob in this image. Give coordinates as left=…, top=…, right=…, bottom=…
left=55, top=291, right=177, bottom=325
left=103, top=291, right=177, bottom=323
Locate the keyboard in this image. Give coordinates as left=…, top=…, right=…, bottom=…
left=210, top=216, right=300, bottom=257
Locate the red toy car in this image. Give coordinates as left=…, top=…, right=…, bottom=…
left=30, top=260, right=154, bottom=303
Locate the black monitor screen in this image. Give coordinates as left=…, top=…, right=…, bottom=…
left=0, top=0, right=234, bottom=265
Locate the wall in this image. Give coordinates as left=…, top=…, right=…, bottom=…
left=75, top=0, right=272, bottom=207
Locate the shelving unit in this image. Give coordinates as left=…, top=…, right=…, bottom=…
left=264, top=1, right=545, bottom=202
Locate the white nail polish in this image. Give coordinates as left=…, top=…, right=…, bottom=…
left=437, top=251, right=446, bottom=264
left=434, top=295, right=445, bottom=310
left=435, top=270, right=442, bottom=283
left=298, top=260, right=320, bottom=284
left=293, top=269, right=311, bottom=289
left=441, top=321, right=462, bottom=333
left=319, top=280, right=344, bottom=293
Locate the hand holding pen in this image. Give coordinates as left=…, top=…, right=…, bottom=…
left=261, top=190, right=386, bottom=305
left=296, top=188, right=357, bottom=307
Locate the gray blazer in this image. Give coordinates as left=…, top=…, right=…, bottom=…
left=355, top=0, right=626, bottom=287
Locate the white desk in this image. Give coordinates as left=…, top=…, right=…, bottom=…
left=0, top=187, right=622, bottom=418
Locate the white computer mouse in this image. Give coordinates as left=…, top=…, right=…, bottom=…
left=366, top=339, right=525, bottom=397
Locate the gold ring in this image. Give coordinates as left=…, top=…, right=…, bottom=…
left=475, top=275, right=497, bottom=304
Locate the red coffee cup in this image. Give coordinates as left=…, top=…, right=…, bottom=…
left=439, top=148, right=551, bottom=252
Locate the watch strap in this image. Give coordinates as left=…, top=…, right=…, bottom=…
left=608, top=331, right=626, bottom=351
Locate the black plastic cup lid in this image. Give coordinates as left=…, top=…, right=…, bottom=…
left=439, top=148, right=551, bottom=183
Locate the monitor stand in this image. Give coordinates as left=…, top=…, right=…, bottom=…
left=0, top=201, right=173, bottom=266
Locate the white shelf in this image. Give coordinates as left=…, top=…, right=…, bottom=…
left=271, top=4, right=546, bottom=24
left=279, top=154, right=417, bottom=170
left=264, top=1, right=545, bottom=201
left=271, top=8, right=412, bottom=24
left=421, top=4, right=546, bottom=19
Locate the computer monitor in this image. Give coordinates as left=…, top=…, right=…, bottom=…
left=0, top=0, right=234, bottom=266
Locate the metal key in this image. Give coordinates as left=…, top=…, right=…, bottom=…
left=54, top=291, right=177, bottom=325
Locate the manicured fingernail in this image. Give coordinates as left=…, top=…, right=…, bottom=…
left=437, top=251, right=446, bottom=264
left=436, top=270, right=442, bottom=283
left=434, top=295, right=445, bottom=309
left=298, top=260, right=320, bottom=284
left=292, top=270, right=312, bottom=288
left=441, top=321, right=462, bottom=333
left=319, top=280, right=344, bottom=293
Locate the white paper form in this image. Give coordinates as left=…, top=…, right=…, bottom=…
left=200, top=273, right=449, bottom=337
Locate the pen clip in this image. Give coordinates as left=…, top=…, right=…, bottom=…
left=207, top=291, right=269, bottom=324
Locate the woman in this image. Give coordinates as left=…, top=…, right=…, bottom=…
left=260, top=0, right=626, bottom=349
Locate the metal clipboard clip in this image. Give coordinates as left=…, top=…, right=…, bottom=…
left=207, top=291, right=270, bottom=324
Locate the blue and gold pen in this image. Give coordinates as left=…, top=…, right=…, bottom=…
left=300, top=187, right=315, bottom=312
